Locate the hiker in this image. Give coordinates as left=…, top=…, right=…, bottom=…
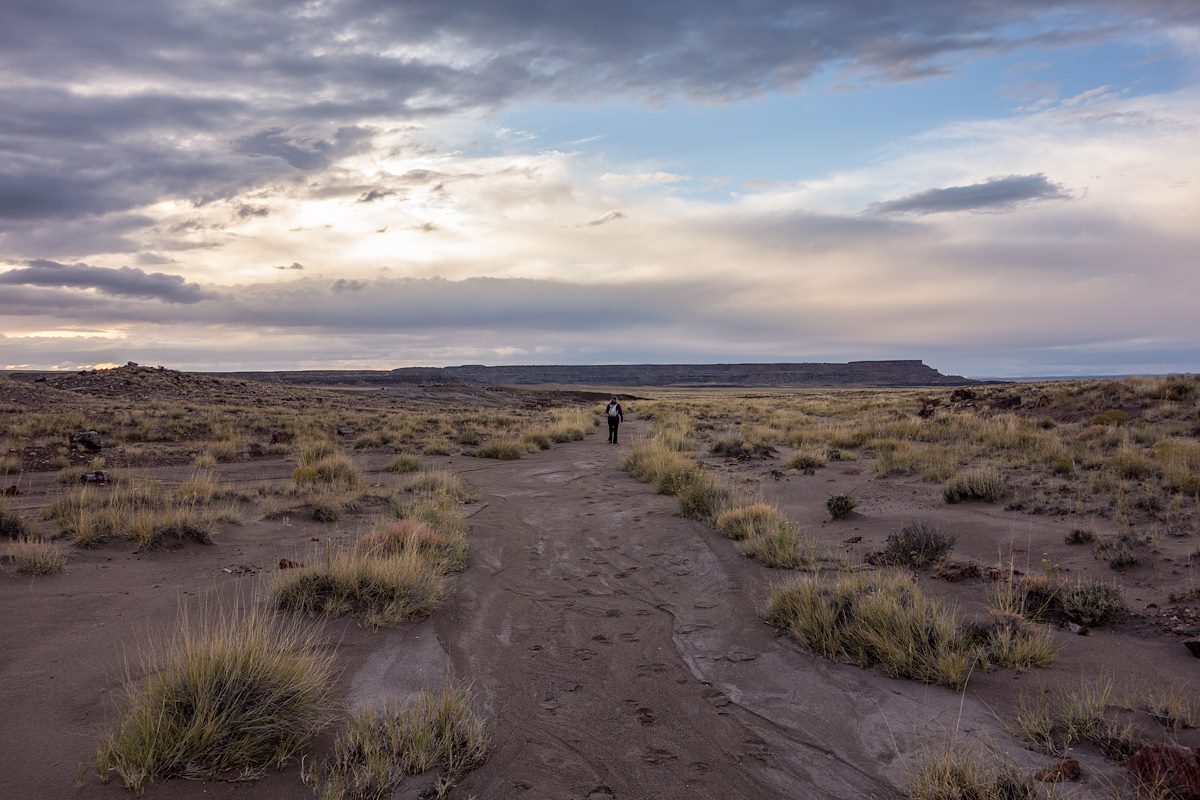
left=605, top=396, right=624, bottom=444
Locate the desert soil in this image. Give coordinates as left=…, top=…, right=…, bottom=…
left=2, top=416, right=1196, bottom=799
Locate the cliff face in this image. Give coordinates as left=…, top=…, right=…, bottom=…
left=391, top=360, right=972, bottom=387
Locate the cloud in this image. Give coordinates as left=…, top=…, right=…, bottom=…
left=275, top=262, right=305, bottom=271
left=0, top=259, right=213, bottom=303
left=357, top=189, right=396, bottom=203
left=331, top=278, right=366, bottom=292
left=582, top=210, right=625, bottom=227
left=867, top=174, right=1071, bottom=215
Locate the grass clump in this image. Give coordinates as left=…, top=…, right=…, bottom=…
left=274, top=548, right=446, bottom=628
left=1, top=498, right=28, bottom=539
left=1145, top=684, right=1198, bottom=731
left=401, top=471, right=473, bottom=504
left=1013, top=575, right=1128, bottom=626
left=128, top=503, right=217, bottom=549
left=294, top=443, right=362, bottom=489
left=386, top=454, right=422, bottom=473
left=786, top=449, right=826, bottom=471
left=826, top=493, right=858, bottom=520
left=765, top=571, right=972, bottom=688
left=474, top=439, right=524, bottom=460
left=906, top=745, right=1038, bottom=800
left=1064, top=527, right=1097, bottom=545
left=3, top=536, right=67, bottom=575
left=357, top=518, right=467, bottom=574
left=740, top=526, right=829, bottom=569
left=307, top=687, right=488, bottom=800
left=882, top=521, right=956, bottom=568
left=0, top=455, right=20, bottom=475
left=621, top=441, right=699, bottom=494
left=1015, top=677, right=1140, bottom=759
left=716, top=503, right=788, bottom=541
left=674, top=470, right=733, bottom=522
left=942, top=467, right=1008, bottom=504
left=94, top=603, right=335, bottom=794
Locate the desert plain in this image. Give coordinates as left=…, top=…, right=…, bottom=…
left=2, top=364, right=1199, bottom=800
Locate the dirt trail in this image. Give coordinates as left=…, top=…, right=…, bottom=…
left=430, top=420, right=1011, bottom=800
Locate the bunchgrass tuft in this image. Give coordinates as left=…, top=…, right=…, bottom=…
left=716, top=503, right=787, bottom=541
left=674, top=470, right=733, bottom=522
left=1015, top=676, right=1141, bottom=759
left=1013, top=574, right=1128, bottom=626
left=94, top=602, right=335, bottom=794
left=3, top=536, right=67, bottom=575
left=386, top=454, right=422, bottom=473
left=307, top=686, right=489, bottom=800
left=906, top=745, right=1038, bottom=800
left=1, top=498, right=28, bottom=539
left=357, top=518, right=467, bottom=574
left=882, top=521, right=956, bottom=568
left=273, top=548, right=446, bottom=628
left=765, top=570, right=972, bottom=688
left=825, top=493, right=858, bottom=520
left=942, top=467, right=1008, bottom=504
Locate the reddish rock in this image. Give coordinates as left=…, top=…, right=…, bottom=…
left=1126, top=744, right=1200, bottom=799
left=1035, top=758, right=1081, bottom=782
left=934, top=560, right=980, bottom=582
left=917, top=398, right=940, bottom=418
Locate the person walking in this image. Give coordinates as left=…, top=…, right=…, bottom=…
left=605, top=396, right=624, bottom=444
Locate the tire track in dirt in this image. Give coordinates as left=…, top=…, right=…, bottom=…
left=437, top=420, right=1013, bottom=800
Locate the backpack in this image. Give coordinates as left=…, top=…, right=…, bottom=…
left=607, top=402, right=620, bottom=418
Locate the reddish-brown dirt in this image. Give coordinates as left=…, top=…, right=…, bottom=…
left=3, top=415, right=1196, bottom=799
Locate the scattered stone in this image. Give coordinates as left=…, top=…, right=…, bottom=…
left=726, top=648, right=759, bottom=662
left=950, top=388, right=977, bottom=402
left=81, top=470, right=109, bottom=484
left=335, top=426, right=355, bottom=436
left=917, top=398, right=940, bottom=418
left=989, top=394, right=1022, bottom=410
left=1064, top=622, right=1089, bottom=636
left=934, top=560, right=980, bottom=582
left=2, top=485, right=18, bottom=496
left=1186, top=639, right=1200, bottom=658
left=269, top=429, right=293, bottom=444
left=1126, top=744, right=1200, bottom=798
left=69, top=430, right=102, bottom=452
left=1036, top=758, right=1082, bottom=782
left=278, top=558, right=304, bottom=570
left=844, top=536, right=863, bottom=544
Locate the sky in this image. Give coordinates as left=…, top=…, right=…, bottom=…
left=1, top=1, right=1199, bottom=377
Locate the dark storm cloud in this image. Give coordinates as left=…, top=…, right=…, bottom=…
left=868, top=174, right=1071, bottom=215
left=0, top=260, right=213, bottom=303
left=1, top=0, right=1191, bottom=254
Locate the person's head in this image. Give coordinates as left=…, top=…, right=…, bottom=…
left=610, top=396, right=618, bottom=403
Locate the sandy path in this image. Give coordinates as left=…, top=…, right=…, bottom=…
left=434, top=420, right=1011, bottom=800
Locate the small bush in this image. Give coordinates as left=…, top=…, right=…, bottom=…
left=1052, top=456, right=1074, bottom=475
left=675, top=471, right=733, bottom=522
left=129, top=503, right=217, bottom=549
left=715, top=503, right=787, bottom=541
left=386, top=454, right=422, bottom=473
left=826, top=493, right=858, bottom=520
left=1016, top=575, right=1128, bottom=626
left=906, top=745, right=1039, bottom=800
left=3, top=536, right=67, bottom=575
left=307, top=687, right=488, bottom=800
left=0, top=499, right=27, bottom=539
left=786, top=449, right=826, bottom=471
left=390, top=497, right=469, bottom=540
left=294, top=452, right=362, bottom=488
left=357, top=518, right=467, bottom=574
left=521, top=431, right=552, bottom=451
left=94, top=604, right=335, bottom=794
left=274, top=548, right=446, bottom=628
left=765, top=571, right=971, bottom=688
left=1145, top=684, right=1198, bottom=731
left=622, top=442, right=700, bottom=495
left=942, top=467, right=1008, bottom=504
left=401, top=471, right=473, bottom=504
left=1064, top=528, right=1097, bottom=545
left=1090, top=409, right=1129, bottom=426
left=740, top=526, right=827, bottom=569
left=475, top=439, right=524, bottom=460
left=1094, top=539, right=1140, bottom=569
left=882, top=521, right=956, bottom=568
left=1015, top=677, right=1141, bottom=759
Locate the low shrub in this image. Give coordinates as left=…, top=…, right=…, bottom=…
left=740, top=526, right=826, bottom=569
left=94, top=604, right=335, bottom=794
left=715, top=503, right=787, bottom=541
left=942, top=467, right=1008, bottom=504
left=765, top=571, right=971, bottom=688
left=274, top=548, right=446, bottom=628
left=1015, top=677, right=1141, bottom=759
left=475, top=439, right=524, bottom=460
left=675, top=471, right=733, bottom=522
left=357, top=518, right=467, bottom=574
left=1015, top=575, right=1128, bottom=626
left=1064, top=528, right=1097, bottom=545
left=906, top=745, right=1039, bottom=800
left=786, top=449, right=826, bottom=471
left=1090, top=409, right=1129, bottom=426
left=390, top=497, right=469, bottom=540
left=0, top=499, right=27, bottom=539
left=621, top=442, right=698, bottom=494
left=386, top=454, right=422, bottom=473
left=825, top=493, right=858, bottom=520
left=882, top=521, right=956, bottom=568
left=307, top=687, right=488, bottom=800
left=3, top=536, right=67, bottom=575
left=401, top=471, right=473, bottom=504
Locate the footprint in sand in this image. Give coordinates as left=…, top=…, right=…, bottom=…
left=642, top=747, right=678, bottom=765
left=586, top=787, right=615, bottom=800
left=635, top=707, right=656, bottom=725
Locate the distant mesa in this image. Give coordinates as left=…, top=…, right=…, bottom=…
left=387, top=360, right=972, bottom=387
